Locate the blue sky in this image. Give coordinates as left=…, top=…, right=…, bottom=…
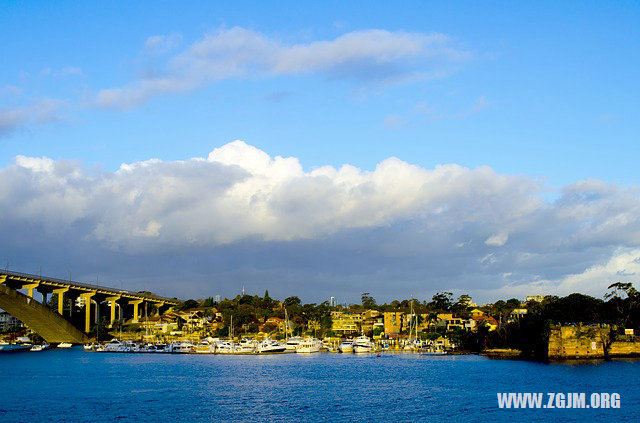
left=1, top=2, right=640, bottom=303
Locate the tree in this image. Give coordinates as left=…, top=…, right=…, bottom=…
left=361, top=292, right=376, bottom=308
left=179, top=299, right=199, bottom=310
left=453, top=294, right=472, bottom=318
left=429, top=292, right=453, bottom=311
left=262, top=323, right=278, bottom=334
left=284, top=296, right=301, bottom=308
left=605, top=282, right=637, bottom=300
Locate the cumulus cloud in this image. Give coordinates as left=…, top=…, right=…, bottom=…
left=477, top=248, right=640, bottom=300
left=485, top=233, right=508, bottom=247
left=0, top=98, right=64, bottom=137
left=144, top=33, right=183, bottom=54
left=95, top=27, right=470, bottom=109
left=1, top=140, right=639, bottom=301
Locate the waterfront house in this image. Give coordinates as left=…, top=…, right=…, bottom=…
left=361, top=310, right=384, bottom=335
left=507, top=308, right=528, bottom=323
left=471, top=315, right=498, bottom=331
left=383, top=311, right=404, bottom=336
left=470, top=308, right=485, bottom=317
left=259, top=317, right=286, bottom=333
left=525, top=295, right=545, bottom=303
left=331, top=311, right=362, bottom=335
left=437, top=313, right=469, bottom=331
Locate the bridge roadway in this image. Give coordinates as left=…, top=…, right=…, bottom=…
left=0, top=270, right=180, bottom=337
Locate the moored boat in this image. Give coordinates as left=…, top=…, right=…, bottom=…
left=169, top=341, right=194, bottom=353
left=256, top=338, right=286, bottom=353
left=352, top=336, right=374, bottom=353
left=57, top=342, right=73, bottom=348
left=296, top=337, right=322, bottom=353
left=338, top=340, right=354, bottom=353
left=194, top=340, right=216, bottom=354
left=30, top=343, right=49, bottom=352
left=104, top=339, right=123, bottom=352
left=285, top=336, right=304, bottom=352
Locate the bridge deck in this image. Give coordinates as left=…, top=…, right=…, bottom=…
left=0, top=270, right=180, bottom=305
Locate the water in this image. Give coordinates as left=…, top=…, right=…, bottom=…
left=1, top=349, right=639, bottom=422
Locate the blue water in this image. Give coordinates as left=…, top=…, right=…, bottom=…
left=1, top=349, right=639, bottom=422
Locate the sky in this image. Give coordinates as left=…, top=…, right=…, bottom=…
left=1, top=1, right=639, bottom=304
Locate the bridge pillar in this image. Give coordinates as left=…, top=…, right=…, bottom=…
left=106, top=296, right=121, bottom=327
left=79, top=292, right=96, bottom=333
left=22, top=282, right=40, bottom=298
left=153, top=301, right=164, bottom=316
left=129, top=299, right=143, bottom=323
left=52, top=288, right=69, bottom=315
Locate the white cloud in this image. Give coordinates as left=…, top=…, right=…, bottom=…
left=0, top=98, right=64, bottom=137
left=1, top=140, right=639, bottom=300
left=485, top=233, right=508, bottom=246
left=144, top=33, right=183, bottom=54
left=95, top=27, right=471, bottom=109
left=477, top=248, right=640, bottom=300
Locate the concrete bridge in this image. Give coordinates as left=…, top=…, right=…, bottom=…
left=0, top=270, right=180, bottom=343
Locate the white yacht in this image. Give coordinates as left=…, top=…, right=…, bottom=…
left=338, top=340, right=354, bottom=353
left=194, top=339, right=216, bottom=354
left=30, top=343, right=49, bottom=352
left=233, top=341, right=255, bottom=354
left=239, top=338, right=257, bottom=350
left=57, top=342, right=73, bottom=348
left=256, top=338, right=286, bottom=353
left=215, top=341, right=236, bottom=354
left=296, top=337, right=322, bottom=353
left=104, top=339, right=123, bottom=352
left=285, top=336, right=304, bottom=351
left=169, top=341, right=194, bottom=353
left=352, top=336, right=374, bottom=353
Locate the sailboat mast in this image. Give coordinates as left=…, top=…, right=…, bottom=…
left=284, top=308, right=289, bottom=341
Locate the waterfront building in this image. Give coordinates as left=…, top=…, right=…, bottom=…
left=437, top=313, right=469, bottom=331
left=471, top=315, right=498, bottom=331
left=383, top=311, right=404, bottom=336
left=259, top=317, right=286, bottom=333
left=470, top=308, right=485, bottom=317
left=507, top=308, right=528, bottom=322
left=361, top=310, right=383, bottom=336
left=525, top=295, right=545, bottom=303
left=331, top=311, right=362, bottom=335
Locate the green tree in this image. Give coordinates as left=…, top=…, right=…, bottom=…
left=361, top=292, right=376, bottom=308
left=284, top=296, right=301, bottom=308
left=179, top=299, right=199, bottom=310
left=429, top=292, right=453, bottom=311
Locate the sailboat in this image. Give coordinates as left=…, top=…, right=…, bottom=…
left=283, top=308, right=303, bottom=352
left=404, top=300, right=420, bottom=351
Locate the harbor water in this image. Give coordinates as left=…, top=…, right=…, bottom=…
left=1, top=349, right=639, bottom=422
